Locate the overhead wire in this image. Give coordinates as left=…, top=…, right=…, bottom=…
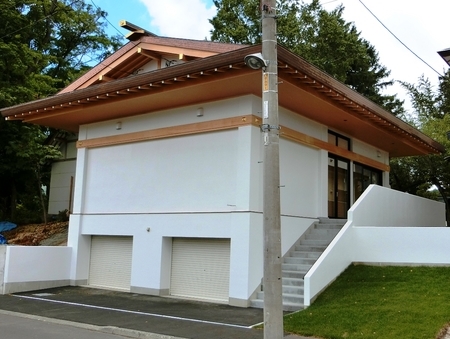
left=358, top=0, right=443, bottom=78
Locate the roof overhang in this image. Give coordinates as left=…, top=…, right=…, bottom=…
left=438, top=48, right=450, bottom=66
left=1, top=44, right=444, bottom=157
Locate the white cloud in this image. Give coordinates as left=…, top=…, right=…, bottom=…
left=138, top=0, right=217, bottom=39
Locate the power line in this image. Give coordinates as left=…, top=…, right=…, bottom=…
left=89, top=0, right=128, bottom=39
left=358, top=0, right=443, bottom=78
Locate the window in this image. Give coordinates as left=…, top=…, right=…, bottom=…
left=353, top=163, right=382, bottom=201
left=328, top=131, right=350, bottom=150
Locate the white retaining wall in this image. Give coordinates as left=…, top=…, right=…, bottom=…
left=0, top=245, right=5, bottom=294
left=2, top=246, right=71, bottom=294
left=304, top=185, right=448, bottom=306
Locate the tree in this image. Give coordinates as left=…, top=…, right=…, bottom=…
left=390, top=71, right=450, bottom=224
left=0, top=0, right=122, bottom=223
left=210, top=0, right=405, bottom=116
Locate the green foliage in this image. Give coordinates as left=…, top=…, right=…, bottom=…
left=390, top=70, right=450, bottom=223
left=284, top=265, right=450, bottom=339
left=0, top=0, right=121, bottom=223
left=210, top=0, right=405, bottom=116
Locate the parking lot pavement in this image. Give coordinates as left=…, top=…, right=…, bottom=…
left=0, top=310, right=162, bottom=339
left=0, top=286, right=312, bottom=339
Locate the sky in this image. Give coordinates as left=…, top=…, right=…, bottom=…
left=93, top=0, right=450, bottom=113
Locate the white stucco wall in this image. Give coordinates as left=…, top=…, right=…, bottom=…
left=350, top=185, right=445, bottom=227
left=79, top=96, right=258, bottom=141
left=352, top=138, right=389, bottom=166
left=279, top=138, right=321, bottom=217
left=67, top=94, right=397, bottom=306
left=354, top=226, right=450, bottom=264
left=83, top=130, right=238, bottom=213
left=48, top=160, right=76, bottom=215
left=3, top=246, right=71, bottom=294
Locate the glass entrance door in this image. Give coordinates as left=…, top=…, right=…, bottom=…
left=328, top=156, right=350, bottom=218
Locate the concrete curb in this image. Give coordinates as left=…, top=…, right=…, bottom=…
left=0, top=309, right=187, bottom=339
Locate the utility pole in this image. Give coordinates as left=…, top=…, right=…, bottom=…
left=261, top=1, right=283, bottom=338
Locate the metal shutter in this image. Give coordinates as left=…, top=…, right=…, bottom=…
left=89, top=236, right=133, bottom=291
left=171, top=238, right=230, bottom=303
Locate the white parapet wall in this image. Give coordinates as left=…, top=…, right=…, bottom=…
left=349, top=185, right=445, bottom=227
left=2, top=246, right=72, bottom=294
left=304, top=185, right=448, bottom=306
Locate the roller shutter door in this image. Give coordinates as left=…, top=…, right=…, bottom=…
left=89, top=236, right=133, bottom=291
left=171, top=238, right=230, bottom=303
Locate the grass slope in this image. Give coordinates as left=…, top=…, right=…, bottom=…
left=284, top=265, right=450, bottom=339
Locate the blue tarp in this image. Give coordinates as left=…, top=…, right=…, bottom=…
left=0, top=221, right=17, bottom=233
left=0, top=234, right=6, bottom=245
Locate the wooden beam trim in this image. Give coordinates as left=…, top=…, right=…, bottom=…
left=77, top=115, right=257, bottom=149
left=76, top=113, right=388, bottom=171
left=281, top=126, right=390, bottom=172
left=137, top=47, right=160, bottom=60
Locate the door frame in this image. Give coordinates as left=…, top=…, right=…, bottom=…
left=328, top=154, right=350, bottom=219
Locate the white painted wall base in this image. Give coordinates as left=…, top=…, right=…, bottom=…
left=3, top=280, right=70, bottom=294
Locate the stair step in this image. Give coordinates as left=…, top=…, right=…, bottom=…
left=251, top=219, right=346, bottom=311
left=282, top=277, right=304, bottom=286
left=282, top=270, right=305, bottom=279
left=286, top=256, right=316, bottom=265
left=282, top=285, right=304, bottom=294
left=282, top=262, right=312, bottom=271
left=282, top=293, right=304, bottom=304
left=250, top=299, right=264, bottom=309
left=308, top=228, right=340, bottom=237
left=283, top=257, right=316, bottom=268
left=251, top=296, right=304, bottom=312
left=295, top=244, right=327, bottom=252
left=289, top=251, right=321, bottom=259
left=300, top=239, right=331, bottom=246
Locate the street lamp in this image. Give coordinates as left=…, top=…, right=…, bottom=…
left=244, top=53, right=269, bottom=70
left=244, top=2, right=283, bottom=339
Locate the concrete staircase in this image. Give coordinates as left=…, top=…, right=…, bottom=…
left=250, top=218, right=346, bottom=311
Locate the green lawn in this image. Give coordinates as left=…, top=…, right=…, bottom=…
left=284, top=265, right=450, bottom=339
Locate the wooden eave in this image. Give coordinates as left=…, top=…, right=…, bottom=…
left=1, top=44, right=443, bottom=157
left=59, top=37, right=247, bottom=94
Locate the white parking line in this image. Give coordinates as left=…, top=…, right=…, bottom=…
left=13, top=295, right=255, bottom=329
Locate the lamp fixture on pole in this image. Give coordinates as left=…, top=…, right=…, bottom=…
left=244, top=53, right=269, bottom=70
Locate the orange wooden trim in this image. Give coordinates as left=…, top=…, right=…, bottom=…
left=281, top=126, right=390, bottom=172
left=77, top=114, right=388, bottom=172
left=77, top=115, right=257, bottom=149
left=138, top=43, right=218, bottom=58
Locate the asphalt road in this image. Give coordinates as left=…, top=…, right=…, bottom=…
left=0, top=310, right=169, bottom=339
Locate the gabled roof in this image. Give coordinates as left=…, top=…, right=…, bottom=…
left=60, top=35, right=246, bottom=94
left=1, top=39, right=444, bottom=157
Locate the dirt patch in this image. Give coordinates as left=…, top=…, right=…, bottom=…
left=1, top=221, right=69, bottom=246
left=437, top=324, right=450, bottom=339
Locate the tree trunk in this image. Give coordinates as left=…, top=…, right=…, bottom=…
left=36, top=166, right=47, bottom=224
